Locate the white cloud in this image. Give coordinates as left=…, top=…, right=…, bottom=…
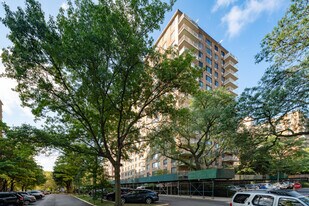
left=212, top=0, right=237, bottom=12
left=61, top=2, right=69, bottom=11
left=221, top=0, right=284, bottom=38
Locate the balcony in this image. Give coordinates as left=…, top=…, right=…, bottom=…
left=179, top=35, right=199, bottom=51
left=224, top=70, right=238, bottom=81
left=179, top=13, right=199, bottom=30
left=224, top=52, right=238, bottom=64
left=222, top=156, right=239, bottom=162
left=223, top=78, right=237, bottom=89
left=224, top=61, right=238, bottom=73
left=179, top=24, right=199, bottom=41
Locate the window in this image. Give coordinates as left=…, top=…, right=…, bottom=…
left=215, top=72, right=218, bottom=78
left=171, top=167, right=177, bottom=174
left=198, top=33, right=203, bottom=39
left=215, top=81, right=219, bottom=86
left=252, top=195, right=274, bottom=206
left=199, top=81, right=203, bottom=89
left=279, top=198, right=305, bottom=206
left=206, top=57, right=212, bottom=65
left=222, top=76, right=225, bottom=82
left=233, top=194, right=250, bottom=204
left=206, top=85, right=212, bottom=90
left=214, top=63, right=218, bottom=69
left=206, top=66, right=212, bottom=74
left=163, top=159, right=168, bottom=166
left=198, top=51, right=203, bottom=58
left=206, top=76, right=212, bottom=83
left=215, top=45, right=218, bottom=51
left=153, top=153, right=159, bottom=160
left=222, top=68, right=225, bottom=73
left=222, top=60, right=225, bottom=65
left=199, top=61, right=203, bottom=68
left=206, top=39, right=212, bottom=46
left=152, top=162, right=159, bottom=168
left=146, top=164, right=150, bottom=170
left=206, top=48, right=212, bottom=56
left=199, top=42, right=203, bottom=49
left=215, top=54, right=219, bottom=60
left=221, top=51, right=225, bottom=57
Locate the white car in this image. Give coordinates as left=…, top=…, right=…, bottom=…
left=230, top=190, right=309, bottom=206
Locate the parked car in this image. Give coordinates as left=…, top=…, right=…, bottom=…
left=121, top=189, right=159, bottom=204
left=258, top=183, right=273, bottom=190
left=105, top=188, right=133, bottom=201
left=27, top=190, right=44, bottom=199
left=230, top=190, right=309, bottom=206
left=0, top=192, right=24, bottom=206
left=244, top=184, right=259, bottom=190
left=293, top=182, right=302, bottom=190
left=17, top=192, right=36, bottom=205
left=227, top=185, right=243, bottom=192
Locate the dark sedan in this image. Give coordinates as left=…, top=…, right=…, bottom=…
left=105, top=188, right=133, bottom=201
left=121, top=189, right=159, bottom=204
left=27, top=190, right=44, bottom=199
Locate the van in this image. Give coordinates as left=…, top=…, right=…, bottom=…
left=231, top=190, right=309, bottom=206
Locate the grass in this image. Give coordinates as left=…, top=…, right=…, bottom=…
left=74, top=195, right=167, bottom=206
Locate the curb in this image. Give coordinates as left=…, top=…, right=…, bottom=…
left=72, top=195, right=96, bottom=206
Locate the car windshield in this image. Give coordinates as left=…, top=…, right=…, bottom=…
left=299, top=197, right=309, bottom=206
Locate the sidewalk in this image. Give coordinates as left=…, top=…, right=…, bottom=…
left=160, top=194, right=231, bottom=202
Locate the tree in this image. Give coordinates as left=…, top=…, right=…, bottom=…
left=150, top=89, right=238, bottom=170
left=1, top=1, right=200, bottom=204
left=235, top=127, right=307, bottom=175
left=237, top=0, right=309, bottom=173
left=0, top=124, right=46, bottom=191
left=255, top=0, right=308, bottom=70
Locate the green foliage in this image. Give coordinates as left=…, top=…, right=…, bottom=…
left=0, top=124, right=46, bottom=191
left=255, top=0, right=309, bottom=69
left=236, top=0, right=309, bottom=175
left=1, top=0, right=200, bottom=204
left=150, top=89, right=238, bottom=170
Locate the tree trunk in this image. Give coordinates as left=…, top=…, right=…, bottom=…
left=10, top=179, right=14, bottom=191
left=114, top=162, right=122, bottom=206
left=93, top=157, right=98, bottom=198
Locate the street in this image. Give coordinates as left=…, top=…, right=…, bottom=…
left=30, top=194, right=91, bottom=206
left=159, top=195, right=230, bottom=206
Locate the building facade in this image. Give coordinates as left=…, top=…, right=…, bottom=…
left=106, top=10, right=239, bottom=181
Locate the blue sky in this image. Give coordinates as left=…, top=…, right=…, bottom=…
left=0, top=0, right=290, bottom=170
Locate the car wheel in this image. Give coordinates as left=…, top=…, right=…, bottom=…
left=145, top=197, right=152, bottom=204
left=24, top=200, right=30, bottom=205
left=121, top=198, right=125, bottom=205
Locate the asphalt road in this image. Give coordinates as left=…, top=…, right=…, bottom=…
left=30, top=194, right=91, bottom=206
left=159, top=195, right=230, bottom=206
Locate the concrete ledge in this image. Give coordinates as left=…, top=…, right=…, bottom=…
left=72, top=195, right=95, bottom=206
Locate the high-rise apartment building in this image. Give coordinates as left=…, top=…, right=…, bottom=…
left=155, top=10, right=238, bottom=93
left=106, top=10, right=239, bottom=181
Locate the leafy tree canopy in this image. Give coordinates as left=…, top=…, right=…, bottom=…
left=255, top=0, right=309, bottom=69
left=1, top=0, right=200, bottom=204
left=150, top=88, right=238, bottom=171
